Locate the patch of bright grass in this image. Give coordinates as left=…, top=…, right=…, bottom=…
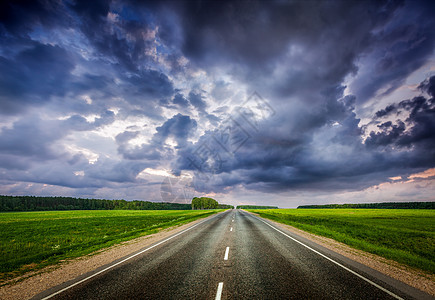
left=248, top=209, right=435, bottom=274
left=0, top=209, right=220, bottom=281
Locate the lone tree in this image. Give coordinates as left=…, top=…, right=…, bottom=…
left=191, top=197, right=218, bottom=209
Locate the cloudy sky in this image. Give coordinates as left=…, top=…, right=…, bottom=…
left=0, top=0, right=434, bottom=207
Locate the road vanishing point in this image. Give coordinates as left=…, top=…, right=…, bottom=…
left=34, top=210, right=433, bottom=300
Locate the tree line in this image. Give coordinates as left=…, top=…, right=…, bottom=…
left=236, top=205, right=278, bottom=209
left=0, top=195, right=192, bottom=212
left=297, top=202, right=435, bottom=209
left=191, top=197, right=234, bottom=209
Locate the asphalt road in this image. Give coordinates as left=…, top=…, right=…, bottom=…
left=35, top=209, right=433, bottom=300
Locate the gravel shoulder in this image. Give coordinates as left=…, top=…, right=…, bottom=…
left=0, top=212, right=220, bottom=300
left=246, top=211, right=434, bottom=296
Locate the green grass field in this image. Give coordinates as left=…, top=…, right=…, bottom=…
left=248, top=209, right=435, bottom=274
left=0, top=209, right=220, bottom=282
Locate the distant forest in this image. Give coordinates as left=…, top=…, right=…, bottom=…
left=297, top=202, right=435, bottom=209
left=0, top=195, right=234, bottom=212
left=237, top=205, right=278, bottom=209
left=1, top=195, right=191, bottom=211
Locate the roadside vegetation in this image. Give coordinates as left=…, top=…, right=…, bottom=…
left=248, top=209, right=435, bottom=274
left=237, top=205, right=278, bottom=209
left=0, top=209, right=220, bottom=283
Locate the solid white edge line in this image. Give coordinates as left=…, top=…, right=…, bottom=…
left=224, top=247, right=229, bottom=260
left=215, top=282, right=224, bottom=300
left=250, top=213, right=404, bottom=300
left=41, top=214, right=218, bottom=300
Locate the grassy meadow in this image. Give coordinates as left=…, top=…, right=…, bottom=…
left=0, top=209, right=219, bottom=282
left=249, top=209, right=435, bottom=274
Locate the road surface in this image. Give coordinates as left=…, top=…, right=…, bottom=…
left=34, top=209, right=432, bottom=300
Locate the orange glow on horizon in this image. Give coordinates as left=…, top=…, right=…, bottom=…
left=409, top=168, right=435, bottom=179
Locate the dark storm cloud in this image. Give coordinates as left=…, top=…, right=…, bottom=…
left=71, top=74, right=113, bottom=94
left=365, top=121, right=406, bottom=147
left=86, top=158, right=148, bottom=183
left=0, top=112, right=144, bottom=188
left=124, top=70, right=174, bottom=103
left=187, top=90, right=221, bottom=124
left=368, top=83, right=435, bottom=152
left=0, top=0, right=176, bottom=117
left=0, top=0, right=434, bottom=199
left=63, top=110, right=116, bottom=131
left=0, top=43, right=75, bottom=114
left=0, top=0, right=177, bottom=192
left=69, top=0, right=158, bottom=72
left=0, top=154, right=30, bottom=170
left=169, top=0, right=434, bottom=106
left=154, top=113, right=197, bottom=146
left=375, top=104, right=397, bottom=118
left=348, top=1, right=435, bottom=103
left=0, top=115, right=64, bottom=160
left=68, top=0, right=177, bottom=114
left=419, top=75, right=435, bottom=98
left=69, top=0, right=110, bottom=19
left=0, top=0, right=69, bottom=35
left=0, top=110, right=116, bottom=166
left=174, top=75, right=435, bottom=194
left=188, top=91, right=207, bottom=112
left=116, top=136, right=162, bottom=161
left=175, top=1, right=395, bottom=70
left=2, top=155, right=146, bottom=189
left=259, top=83, right=434, bottom=191
left=173, top=93, right=189, bottom=107
left=116, top=113, right=197, bottom=160
left=115, top=130, right=140, bottom=145
left=155, top=0, right=435, bottom=194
